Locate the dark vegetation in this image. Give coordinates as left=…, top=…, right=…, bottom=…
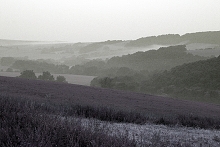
left=0, top=96, right=137, bottom=147
left=19, top=70, right=37, bottom=79
left=91, top=56, right=220, bottom=103
left=38, top=71, right=55, bottom=81
left=140, top=56, right=220, bottom=98
left=19, top=70, right=67, bottom=83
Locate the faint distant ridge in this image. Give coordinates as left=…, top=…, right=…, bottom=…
left=0, top=39, right=65, bottom=46
left=126, top=31, right=220, bottom=47
left=0, top=39, right=39, bottom=46
left=181, top=31, right=220, bottom=44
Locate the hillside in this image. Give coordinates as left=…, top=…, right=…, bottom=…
left=140, top=55, right=220, bottom=102
left=126, top=31, right=220, bottom=47
left=1, top=76, right=220, bottom=118
left=91, top=56, right=220, bottom=103
left=2, top=76, right=220, bottom=146
left=70, top=45, right=209, bottom=76
left=1, top=31, right=220, bottom=67
left=106, top=45, right=208, bottom=71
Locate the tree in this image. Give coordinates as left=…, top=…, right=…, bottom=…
left=56, top=75, right=67, bottom=83
left=100, top=77, right=113, bottom=88
left=38, top=71, right=54, bottom=81
left=19, top=70, right=37, bottom=79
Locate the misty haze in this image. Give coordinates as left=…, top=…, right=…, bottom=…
left=1, top=0, right=220, bottom=146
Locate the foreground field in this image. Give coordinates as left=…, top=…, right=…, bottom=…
left=1, top=76, right=220, bottom=146
left=1, top=91, right=220, bottom=146
left=64, top=117, right=220, bottom=146
left=1, top=76, right=220, bottom=118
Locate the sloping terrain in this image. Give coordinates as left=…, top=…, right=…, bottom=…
left=126, top=31, right=220, bottom=47
left=1, top=76, right=220, bottom=118
left=106, top=45, right=208, bottom=71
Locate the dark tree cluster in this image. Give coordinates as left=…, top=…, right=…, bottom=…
left=19, top=70, right=67, bottom=83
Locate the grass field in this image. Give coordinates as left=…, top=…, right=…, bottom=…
left=1, top=76, right=220, bottom=146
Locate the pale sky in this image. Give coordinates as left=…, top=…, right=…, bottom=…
left=0, top=0, right=220, bottom=42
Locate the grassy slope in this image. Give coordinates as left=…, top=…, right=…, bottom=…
left=1, top=76, right=220, bottom=146
left=1, top=76, right=220, bottom=118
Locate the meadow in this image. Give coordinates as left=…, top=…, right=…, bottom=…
left=1, top=76, right=220, bottom=146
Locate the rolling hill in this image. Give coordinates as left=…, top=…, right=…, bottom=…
left=126, top=31, right=220, bottom=47
left=1, top=76, right=220, bottom=118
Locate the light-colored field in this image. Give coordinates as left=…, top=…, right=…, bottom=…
left=57, top=116, right=220, bottom=146
left=0, top=72, right=95, bottom=86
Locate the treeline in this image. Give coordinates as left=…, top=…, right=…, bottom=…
left=12, top=60, right=69, bottom=74
left=91, top=56, right=220, bottom=103
left=70, top=45, right=209, bottom=75
left=19, top=70, right=67, bottom=83
left=126, top=31, right=220, bottom=47
left=107, top=45, right=208, bottom=71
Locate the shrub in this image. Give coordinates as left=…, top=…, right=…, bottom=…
left=19, top=70, right=37, bottom=79
left=56, top=75, right=67, bottom=83
left=38, top=71, right=54, bottom=81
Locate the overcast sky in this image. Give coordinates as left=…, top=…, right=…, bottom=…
left=0, top=0, right=219, bottom=42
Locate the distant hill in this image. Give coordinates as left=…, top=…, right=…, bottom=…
left=0, top=39, right=63, bottom=46
left=91, top=54, right=220, bottom=103
left=140, top=56, right=220, bottom=103
left=106, top=45, right=208, bottom=71
left=70, top=45, right=209, bottom=76
left=0, top=39, right=39, bottom=46
left=1, top=76, right=220, bottom=118
left=126, top=31, right=220, bottom=47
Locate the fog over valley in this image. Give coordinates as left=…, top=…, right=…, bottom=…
left=1, top=0, right=220, bottom=146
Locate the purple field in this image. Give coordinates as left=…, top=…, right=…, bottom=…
left=1, top=76, right=220, bottom=118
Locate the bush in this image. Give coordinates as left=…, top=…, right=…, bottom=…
left=38, top=71, right=54, bottom=81
left=56, top=75, right=67, bottom=83
left=19, top=70, right=37, bottom=79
